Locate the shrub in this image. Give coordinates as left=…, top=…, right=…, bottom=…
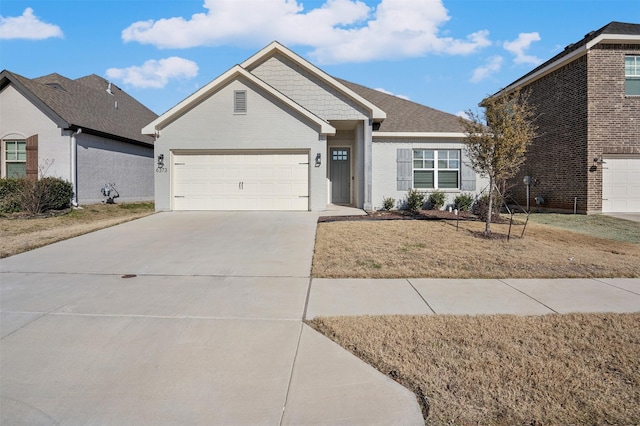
left=0, top=177, right=72, bottom=214
left=428, top=190, right=446, bottom=210
left=382, top=197, right=395, bottom=211
left=473, top=193, right=504, bottom=222
left=406, top=189, right=425, bottom=213
left=454, top=193, right=475, bottom=212
left=0, top=178, right=23, bottom=213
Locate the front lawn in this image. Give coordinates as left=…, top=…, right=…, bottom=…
left=312, top=216, right=640, bottom=278
left=308, top=313, right=640, bottom=425
left=0, top=202, right=155, bottom=258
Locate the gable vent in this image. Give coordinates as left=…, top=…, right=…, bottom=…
left=234, top=90, right=247, bottom=113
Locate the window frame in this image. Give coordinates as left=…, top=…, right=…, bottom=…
left=3, top=139, right=27, bottom=178
left=412, top=149, right=460, bottom=190
left=625, top=55, right=640, bottom=96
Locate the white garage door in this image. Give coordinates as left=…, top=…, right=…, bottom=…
left=172, top=152, right=309, bottom=211
left=602, top=157, right=640, bottom=213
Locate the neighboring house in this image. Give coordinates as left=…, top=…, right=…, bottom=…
left=0, top=70, right=157, bottom=205
left=143, top=42, right=487, bottom=212
left=502, top=21, right=640, bottom=214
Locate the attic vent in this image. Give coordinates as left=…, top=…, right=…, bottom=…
left=45, top=83, right=66, bottom=91
left=564, top=43, right=575, bottom=51
left=234, top=90, right=247, bottom=113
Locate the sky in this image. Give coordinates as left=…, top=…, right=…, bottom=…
left=1, top=0, right=639, bottom=117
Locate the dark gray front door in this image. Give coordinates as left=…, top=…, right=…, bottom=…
left=330, top=148, right=350, bottom=204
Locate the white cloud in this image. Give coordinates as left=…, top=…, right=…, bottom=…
left=105, top=57, right=199, bottom=89
left=374, top=87, right=410, bottom=100
left=470, top=55, right=503, bottom=83
left=0, top=8, right=63, bottom=40
left=121, top=0, right=491, bottom=64
left=503, top=32, right=542, bottom=65
left=455, top=110, right=470, bottom=120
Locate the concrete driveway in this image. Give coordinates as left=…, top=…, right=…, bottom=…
left=0, top=212, right=422, bottom=425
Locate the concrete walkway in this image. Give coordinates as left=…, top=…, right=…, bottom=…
left=1, top=211, right=639, bottom=425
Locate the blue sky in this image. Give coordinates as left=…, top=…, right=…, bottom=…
left=2, top=0, right=639, bottom=117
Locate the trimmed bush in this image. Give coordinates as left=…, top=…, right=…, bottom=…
left=454, top=193, right=475, bottom=212
left=473, top=193, right=504, bottom=222
left=406, top=189, right=425, bottom=213
left=382, top=196, right=395, bottom=211
left=0, top=178, right=23, bottom=213
left=0, top=177, right=72, bottom=214
left=428, top=190, right=446, bottom=210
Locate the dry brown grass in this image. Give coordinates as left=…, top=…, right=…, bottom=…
left=0, top=202, right=154, bottom=258
left=308, top=313, right=640, bottom=425
left=312, top=219, right=640, bottom=278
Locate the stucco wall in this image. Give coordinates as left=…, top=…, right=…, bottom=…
left=0, top=84, right=70, bottom=180
left=371, top=139, right=489, bottom=211
left=77, top=133, right=153, bottom=204
left=154, top=77, right=327, bottom=211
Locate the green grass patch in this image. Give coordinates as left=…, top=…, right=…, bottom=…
left=523, top=213, right=640, bottom=245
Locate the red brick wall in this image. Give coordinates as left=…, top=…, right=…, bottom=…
left=587, top=43, right=640, bottom=212
left=508, top=43, right=640, bottom=213
left=509, top=55, right=589, bottom=212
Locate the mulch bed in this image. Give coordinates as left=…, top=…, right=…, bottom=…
left=318, top=209, right=477, bottom=223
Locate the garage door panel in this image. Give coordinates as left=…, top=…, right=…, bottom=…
left=602, top=158, right=640, bottom=213
left=172, top=152, right=309, bottom=211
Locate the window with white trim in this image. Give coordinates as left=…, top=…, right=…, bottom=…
left=234, top=90, right=247, bottom=113
left=413, top=149, right=459, bottom=189
left=625, top=56, right=640, bottom=96
left=4, top=139, right=26, bottom=178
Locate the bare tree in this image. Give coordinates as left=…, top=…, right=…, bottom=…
left=461, top=89, right=538, bottom=235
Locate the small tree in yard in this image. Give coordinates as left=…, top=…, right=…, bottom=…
left=461, top=89, right=537, bottom=235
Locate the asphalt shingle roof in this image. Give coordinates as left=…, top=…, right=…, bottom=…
left=337, top=78, right=464, bottom=133
left=1, top=70, right=157, bottom=145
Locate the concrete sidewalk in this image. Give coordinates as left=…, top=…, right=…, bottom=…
left=305, top=277, right=640, bottom=318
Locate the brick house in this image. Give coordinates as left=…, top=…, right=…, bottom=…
left=503, top=22, right=640, bottom=214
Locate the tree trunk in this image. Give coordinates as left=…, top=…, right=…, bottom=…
left=485, top=175, right=493, bottom=235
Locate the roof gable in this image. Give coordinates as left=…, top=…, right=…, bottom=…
left=142, top=65, right=335, bottom=135
left=0, top=70, right=157, bottom=145
left=242, top=42, right=386, bottom=121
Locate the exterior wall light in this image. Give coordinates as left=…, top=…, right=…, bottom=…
left=315, top=153, right=321, bottom=167
left=593, top=155, right=606, bottom=165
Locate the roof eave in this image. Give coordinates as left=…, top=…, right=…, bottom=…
left=373, top=132, right=466, bottom=139
left=1, top=71, right=71, bottom=129
left=504, top=33, right=640, bottom=93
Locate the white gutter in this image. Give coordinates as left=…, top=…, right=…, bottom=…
left=373, top=132, right=466, bottom=138
left=70, top=128, right=82, bottom=206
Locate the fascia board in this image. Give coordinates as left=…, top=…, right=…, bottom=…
left=373, top=132, right=466, bottom=139
left=503, top=33, right=640, bottom=93
left=241, top=42, right=387, bottom=121
left=1, top=73, right=70, bottom=130
left=142, top=65, right=335, bottom=136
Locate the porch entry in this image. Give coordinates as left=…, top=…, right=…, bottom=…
left=330, top=148, right=350, bottom=204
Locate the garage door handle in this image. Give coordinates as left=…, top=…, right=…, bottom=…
left=239, top=181, right=244, bottom=190
left=174, top=195, right=185, bottom=198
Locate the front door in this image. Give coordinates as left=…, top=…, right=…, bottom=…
left=330, top=148, right=350, bottom=204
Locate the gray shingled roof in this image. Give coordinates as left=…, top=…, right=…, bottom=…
left=0, top=70, right=157, bottom=145
left=507, top=21, right=640, bottom=89
left=337, top=78, right=464, bottom=133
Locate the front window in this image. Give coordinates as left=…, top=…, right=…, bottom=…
left=625, top=56, right=640, bottom=96
left=413, top=149, right=459, bottom=189
left=4, top=140, right=26, bottom=178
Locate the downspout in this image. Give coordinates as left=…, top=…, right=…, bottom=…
left=70, top=128, right=82, bottom=206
